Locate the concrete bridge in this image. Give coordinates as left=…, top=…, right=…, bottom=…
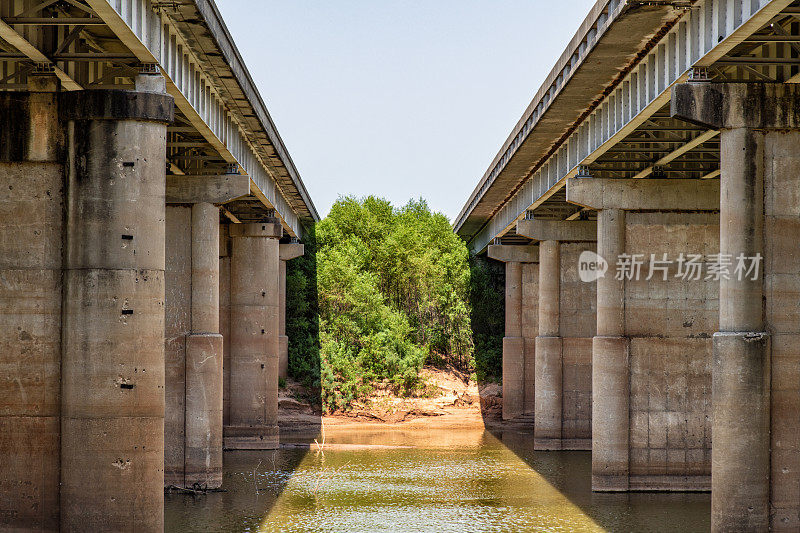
left=0, top=0, right=317, bottom=530
left=457, top=0, right=800, bottom=530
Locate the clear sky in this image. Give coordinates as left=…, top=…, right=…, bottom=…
left=216, top=1, right=598, bottom=221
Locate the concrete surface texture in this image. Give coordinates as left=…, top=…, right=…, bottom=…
left=220, top=225, right=232, bottom=428
left=558, top=243, right=595, bottom=450
left=500, top=259, right=539, bottom=422
left=0, top=87, right=63, bottom=531
left=60, top=77, right=172, bottom=532
left=535, top=241, right=563, bottom=449
left=224, top=221, right=282, bottom=449
left=514, top=222, right=596, bottom=451
left=488, top=244, right=539, bottom=421
left=624, top=212, right=717, bottom=492
left=521, top=262, right=539, bottom=416
left=502, top=261, right=525, bottom=421
left=0, top=76, right=174, bottom=531
left=591, top=207, right=719, bottom=493
left=164, top=201, right=223, bottom=489
left=673, top=81, right=800, bottom=532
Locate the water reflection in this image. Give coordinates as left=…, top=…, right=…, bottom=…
left=165, top=427, right=709, bottom=533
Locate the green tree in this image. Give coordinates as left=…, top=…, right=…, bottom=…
left=286, top=195, right=504, bottom=412
left=311, top=196, right=475, bottom=411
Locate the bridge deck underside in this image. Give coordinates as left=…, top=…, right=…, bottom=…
left=0, top=0, right=315, bottom=233
left=469, top=1, right=800, bottom=252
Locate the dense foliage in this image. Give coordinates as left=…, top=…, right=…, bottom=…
left=285, top=229, right=321, bottom=388
left=286, top=196, right=504, bottom=412
left=468, top=255, right=505, bottom=381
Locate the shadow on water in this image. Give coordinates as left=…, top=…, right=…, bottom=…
left=164, top=448, right=310, bottom=532
left=488, top=429, right=711, bottom=533
left=470, top=252, right=710, bottom=532
left=166, top=234, right=709, bottom=532
left=166, top=224, right=323, bottom=532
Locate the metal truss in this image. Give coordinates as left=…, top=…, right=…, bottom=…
left=468, top=0, right=798, bottom=253
left=0, top=0, right=314, bottom=237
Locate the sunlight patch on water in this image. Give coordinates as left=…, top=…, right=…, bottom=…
left=257, top=430, right=606, bottom=533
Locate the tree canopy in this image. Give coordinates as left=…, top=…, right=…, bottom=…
left=286, top=196, right=503, bottom=412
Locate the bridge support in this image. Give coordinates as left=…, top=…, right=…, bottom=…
left=0, top=74, right=64, bottom=531
left=517, top=220, right=597, bottom=451
left=673, top=82, right=800, bottom=532
left=536, top=240, right=563, bottom=448
left=487, top=245, right=538, bottom=420
left=279, top=243, right=305, bottom=379
left=569, top=178, right=720, bottom=492
left=225, top=221, right=282, bottom=449
left=163, top=174, right=247, bottom=488
left=60, top=76, right=174, bottom=530
left=185, top=204, right=223, bottom=487
left=594, top=209, right=630, bottom=490
left=0, top=72, right=173, bottom=532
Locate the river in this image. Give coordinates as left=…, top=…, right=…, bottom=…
left=165, top=426, right=710, bottom=532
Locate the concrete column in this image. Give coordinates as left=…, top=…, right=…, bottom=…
left=0, top=74, right=63, bottom=531
left=535, top=240, right=563, bottom=449
left=164, top=174, right=247, bottom=486
left=671, top=82, right=800, bottom=531
left=711, top=127, right=770, bottom=531
left=60, top=76, right=174, bottom=531
left=592, top=208, right=629, bottom=491
left=185, top=202, right=223, bottom=488
left=225, top=220, right=282, bottom=449
left=503, top=261, right=525, bottom=420
left=191, top=202, right=221, bottom=332
left=488, top=244, right=538, bottom=421
left=517, top=218, right=597, bottom=451
left=521, top=263, right=539, bottom=415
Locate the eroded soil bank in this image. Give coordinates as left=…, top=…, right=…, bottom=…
left=277, top=366, right=506, bottom=438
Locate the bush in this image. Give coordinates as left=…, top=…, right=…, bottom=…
left=469, top=254, right=505, bottom=382
left=286, top=195, right=504, bottom=412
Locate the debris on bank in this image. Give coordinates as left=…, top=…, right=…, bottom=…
left=278, top=366, right=504, bottom=432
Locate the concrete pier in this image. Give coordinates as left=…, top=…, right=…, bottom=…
left=569, top=179, right=720, bottom=492
left=225, top=221, right=282, bottom=449
left=517, top=219, right=597, bottom=451
left=0, top=75, right=64, bottom=531
left=536, top=240, right=562, bottom=448
left=186, top=203, right=223, bottom=488
left=593, top=208, right=629, bottom=491
left=164, top=174, right=248, bottom=488
left=673, top=82, right=800, bottom=532
left=60, top=76, right=174, bottom=530
left=279, top=242, right=305, bottom=379
left=487, top=244, right=538, bottom=420
left=0, top=4, right=318, bottom=527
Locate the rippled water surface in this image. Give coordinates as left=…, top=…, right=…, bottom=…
left=165, top=427, right=710, bottom=532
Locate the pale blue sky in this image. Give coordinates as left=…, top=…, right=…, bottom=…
left=216, top=1, right=597, bottom=220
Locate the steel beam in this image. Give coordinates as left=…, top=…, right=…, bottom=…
left=0, top=17, right=81, bottom=90
left=84, top=0, right=304, bottom=236
left=464, top=0, right=792, bottom=253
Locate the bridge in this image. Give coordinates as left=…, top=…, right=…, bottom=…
left=0, top=0, right=317, bottom=530
left=456, top=0, right=800, bottom=530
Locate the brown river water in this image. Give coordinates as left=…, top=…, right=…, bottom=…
left=165, top=426, right=710, bottom=532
